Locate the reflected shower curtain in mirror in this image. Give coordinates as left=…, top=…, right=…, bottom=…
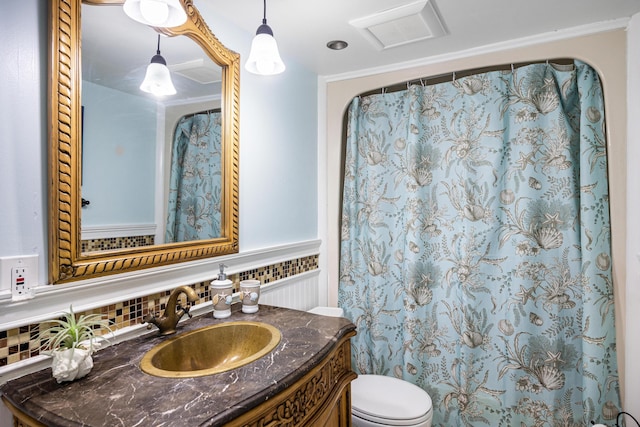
left=165, top=111, right=222, bottom=242
left=339, top=61, right=620, bottom=426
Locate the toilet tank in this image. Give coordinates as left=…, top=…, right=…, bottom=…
left=307, top=307, right=344, bottom=317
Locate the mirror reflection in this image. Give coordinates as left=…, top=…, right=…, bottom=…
left=165, top=108, right=222, bottom=242
left=49, top=0, right=240, bottom=284
left=80, top=2, right=223, bottom=250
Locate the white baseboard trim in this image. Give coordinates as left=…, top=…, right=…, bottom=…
left=81, top=224, right=157, bottom=240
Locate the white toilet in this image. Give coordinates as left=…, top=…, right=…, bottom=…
left=308, top=307, right=434, bottom=427
left=351, top=374, right=433, bottom=427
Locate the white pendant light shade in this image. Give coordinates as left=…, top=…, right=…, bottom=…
left=245, top=31, right=286, bottom=75
left=123, top=0, right=187, bottom=27
left=245, top=0, right=285, bottom=76
left=140, top=35, right=176, bottom=96
left=140, top=62, right=176, bottom=96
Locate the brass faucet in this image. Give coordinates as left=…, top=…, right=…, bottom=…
left=143, top=286, right=199, bottom=335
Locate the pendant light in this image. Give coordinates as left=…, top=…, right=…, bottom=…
left=123, top=0, right=187, bottom=28
left=245, top=0, right=285, bottom=75
left=140, top=34, right=177, bottom=97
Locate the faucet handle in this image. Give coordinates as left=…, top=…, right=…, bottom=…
left=178, top=304, right=193, bottom=319
left=143, top=313, right=157, bottom=329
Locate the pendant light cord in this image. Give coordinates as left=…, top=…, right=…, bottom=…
left=262, top=0, right=267, bottom=25
left=156, top=34, right=161, bottom=55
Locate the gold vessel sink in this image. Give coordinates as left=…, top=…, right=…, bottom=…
left=140, top=321, right=281, bottom=378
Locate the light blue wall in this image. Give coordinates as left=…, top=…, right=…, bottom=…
left=81, top=81, right=157, bottom=226
left=0, top=0, right=318, bottom=284
left=0, top=1, right=47, bottom=273
left=195, top=3, right=319, bottom=252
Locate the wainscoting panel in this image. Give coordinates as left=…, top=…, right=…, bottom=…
left=259, top=270, right=320, bottom=311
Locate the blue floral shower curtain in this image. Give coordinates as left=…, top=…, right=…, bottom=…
left=165, top=111, right=222, bottom=242
left=339, top=61, right=620, bottom=426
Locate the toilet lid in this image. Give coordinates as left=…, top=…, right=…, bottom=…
left=351, top=375, right=432, bottom=425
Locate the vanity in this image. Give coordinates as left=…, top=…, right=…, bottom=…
left=1, top=305, right=357, bottom=426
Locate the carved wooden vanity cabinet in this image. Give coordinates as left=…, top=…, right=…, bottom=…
left=227, top=333, right=355, bottom=427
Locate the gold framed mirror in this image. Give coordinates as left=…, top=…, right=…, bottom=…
left=49, top=0, right=240, bottom=284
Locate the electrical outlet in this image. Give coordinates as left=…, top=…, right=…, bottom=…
left=0, top=255, right=38, bottom=299
left=12, top=266, right=32, bottom=300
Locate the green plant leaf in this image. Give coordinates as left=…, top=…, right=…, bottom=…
left=38, top=305, right=113, bottom=354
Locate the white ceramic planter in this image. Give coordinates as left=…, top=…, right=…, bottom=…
left=51, top=347, right=94, bottom=383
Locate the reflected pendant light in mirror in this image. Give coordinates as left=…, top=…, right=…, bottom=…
left=123, top=0, right=187, bottom=27
left=245, top=0, right=285, bottom=75
left=140, top=34, right=177, bottom=96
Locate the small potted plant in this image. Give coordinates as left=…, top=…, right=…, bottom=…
left=38, top=305, right=112, bottom=383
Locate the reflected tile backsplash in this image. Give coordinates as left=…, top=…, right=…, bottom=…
left=81, top=235, right=155, bottom=252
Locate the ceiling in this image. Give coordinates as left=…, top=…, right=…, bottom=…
left=82, top=0, right=640, bottom=98
left=199, top=0, right=640, bottom=77
left=82, top=3, right=222, bottom=101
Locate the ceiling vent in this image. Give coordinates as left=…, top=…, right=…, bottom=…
left=169, top=58, right=221, bottom=84
left=349, top=0, right=446, bottom=50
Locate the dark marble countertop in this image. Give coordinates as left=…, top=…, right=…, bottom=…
left=1, top=305, right=356, bottom=426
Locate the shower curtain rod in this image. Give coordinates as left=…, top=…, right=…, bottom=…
left=360, top=57, right=575, bottom=97
left=180, top=107, right=221, bottom=120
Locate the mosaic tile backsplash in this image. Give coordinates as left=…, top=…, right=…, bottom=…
left=0, top=255, right=318, bottom=367
left=81, top=235, right=155, bottom=253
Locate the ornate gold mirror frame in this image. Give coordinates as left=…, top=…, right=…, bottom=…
left=49, top=0, right=240, bottom=284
